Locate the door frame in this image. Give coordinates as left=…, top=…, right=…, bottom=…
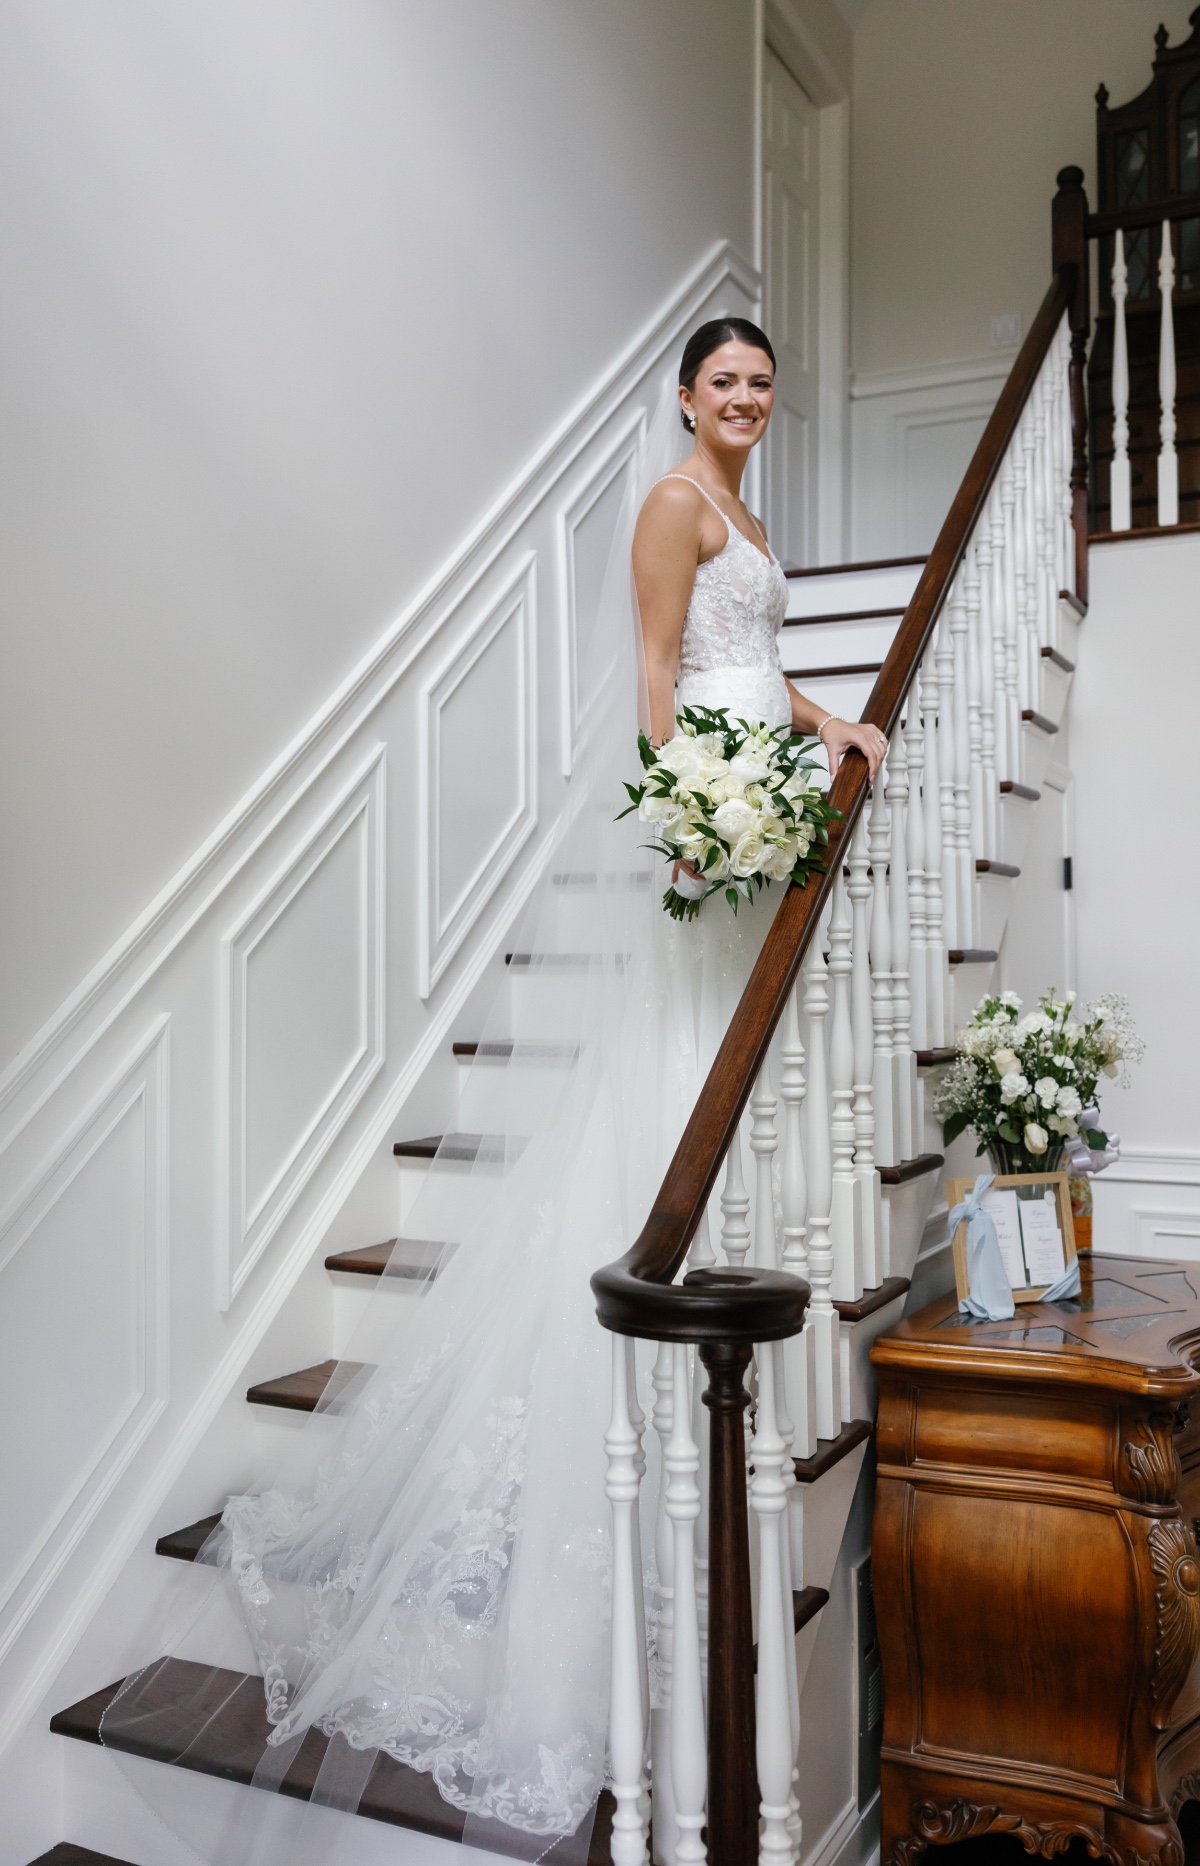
left=756, top=0, right=851, bottom=565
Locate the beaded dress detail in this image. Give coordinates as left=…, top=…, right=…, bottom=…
left=664, top=475, right=792, bottom=730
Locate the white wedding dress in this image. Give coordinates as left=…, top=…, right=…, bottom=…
left=103, top=410, right=800, bottom=1862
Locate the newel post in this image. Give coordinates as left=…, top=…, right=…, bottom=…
left=699, top=1337, right=758, bottom=1866
left=1052, top=165, right=1090, bottom=603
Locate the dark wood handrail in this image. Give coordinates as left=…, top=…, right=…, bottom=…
left=592, top=261, right=1076, bottom=1330
left=1087, top=189, right=1200, bottom=238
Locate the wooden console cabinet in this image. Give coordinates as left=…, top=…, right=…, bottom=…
left=871, top=1253, right=1200, bottom=1866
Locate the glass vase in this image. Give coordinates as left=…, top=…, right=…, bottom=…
left=987, top=1138, right=1066, bottom=1177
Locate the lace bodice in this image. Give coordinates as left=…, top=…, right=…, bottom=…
left=664, top=476, right=792, bottom=729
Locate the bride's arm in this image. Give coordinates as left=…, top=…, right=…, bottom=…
left=787, top=681, right=887, bottom=779
left=632, top=479, right=705, bottom=744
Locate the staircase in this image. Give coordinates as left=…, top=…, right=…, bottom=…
left=26, top=171, right=1105, bottom=1866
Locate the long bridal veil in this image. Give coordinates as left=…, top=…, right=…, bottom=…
left=98, top=375, right=778, bottom=1863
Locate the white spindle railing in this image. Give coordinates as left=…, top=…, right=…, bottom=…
left=1107, top=217, right=1187, bottom=534
left=600, top=306, right=1077, bottom=1866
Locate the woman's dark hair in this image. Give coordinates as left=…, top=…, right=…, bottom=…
left=678, top=318, right=776, bottom=430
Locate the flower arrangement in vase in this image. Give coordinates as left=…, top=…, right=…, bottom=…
left=932, top=990, right=1142, bottom=1175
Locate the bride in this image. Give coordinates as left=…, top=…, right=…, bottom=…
left=103, top=319, right=883, bottom=1861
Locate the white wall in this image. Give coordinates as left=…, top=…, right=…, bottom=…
left=0, top=0, right=755, bottom=1067
left=1072, top=531, right=1200, bottom=1257
left=847, top=0, right=1196, bottom=555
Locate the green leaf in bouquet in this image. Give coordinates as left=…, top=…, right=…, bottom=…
left=1083, top=1127, right=1108, bottom=1150
left=942, top=1111, right=971, bottom=1146
left=997, top=1121, right=1021, bottom=1145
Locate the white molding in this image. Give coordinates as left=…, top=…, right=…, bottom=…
left=1099, top=1148, right=1200, bottom=1186
left=0, top=238, right=759, bottom=1135
left=850, top=350, right=1019, bottom=401
left=0, top=1016, right=169, bottom=1666
left=419, top=555, right=538, bottom=997
left=219, top=749, right=386, bottom=1308
left=557, top=415, right=645, bottom=777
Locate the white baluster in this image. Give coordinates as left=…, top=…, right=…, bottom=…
left=779, top=980, right=817, bottom=1459
left=1020, top=410, right=1041, bottom=722
left=801, top=939, right=837, bottom=1440
left=885, top=738, right=917, bottom=1162
left=933, top=610, right=959, bottom=955
left=751, top=1338, right=799, bottom=1866
left=1033, top=374, right=1057, bottom=650
left=826, top=866, right=861, bottom=1305
left=948, top=582, right=973, bottom=950
left=720, top=1124, right=751, bottom=1267
left=976, top=510, right=999, bottom=860
left=650, top=1343, right=677, bottom=1866
left=867, top=779, right=896, bottom=1173
left=903, top=702, right=928, bottom=1054
left=665, top=1343, right=707, bottom=1866
left=1159, top=220, right=1179, bottom=528
left=919, top=649, right=947, bottom=1045
left=847, top=817, right=881, bottom=1288
left=963, top=542, right=985, bottom=914
left=607, top=1335, right=650, bottom=1866
left=1057, top=323, right=1076, bottom=592
left=998, top=452, right=1022, bottom=784
left=750, top=1057, right=779, bottom=1271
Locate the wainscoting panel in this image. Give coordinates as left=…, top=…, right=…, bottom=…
left=421, top=556, right=537, bottom=996
left=1093, top=1151, right=1200, bottom=1261
left=221, top=751, right=385, bottom=1306
left=0, top=1018, right=167, bottom=1666
left=850, top=354, right=1015, bottom=560
left=558, top=414, right=644, bottom=776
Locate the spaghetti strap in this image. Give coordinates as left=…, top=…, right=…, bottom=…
left=657, top=474, right=773, bottom=561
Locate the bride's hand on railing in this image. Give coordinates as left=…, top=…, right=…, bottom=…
left=818, top=716, right=888, bottom=780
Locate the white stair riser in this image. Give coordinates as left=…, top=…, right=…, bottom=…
left=786, top=564, right=924, bottom=620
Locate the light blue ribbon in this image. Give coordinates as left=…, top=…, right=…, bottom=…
left=949, top=1172, right=1015, bottom=1320
left=1039, top=1256, right=1081, bottom=1301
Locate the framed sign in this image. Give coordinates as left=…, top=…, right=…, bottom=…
left=948, top=1171, right=1079, bottom=1306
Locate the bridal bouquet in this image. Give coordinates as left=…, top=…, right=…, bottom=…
left=620, top=706, right=837, bottom=921
left=932, top=989, right=1143, bottom=1175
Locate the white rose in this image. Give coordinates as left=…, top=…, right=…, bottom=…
left=639, top=793, right=686, bottom=830
left=1000, top=991, right=1022, bottom=1010
left=762, top=841, right=797, bottom=882
left=992, top=1048, right=1018, bottom=1077
left=999, top=1072, right=1029, bottom=1105
left=1024, top=1121, right=1049, bottom=1155
left=1103, top=1060, right=1120, bottom=1078
left=1056, top=1085, right=1082, bottom=1119
left=1034, top=1076, right=1060, bottom=1109
left=792, top=821, right=813, bottom=857
left=729, top=831, right=768, bottom=878
left=728, top=748, right=771, bottom=784
left=656, top=735, right=707, bottom=778
left=711, top=797, right=758, bottom=843
left=703, top=846, right=731, bottom=882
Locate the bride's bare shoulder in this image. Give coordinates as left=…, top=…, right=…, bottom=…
left=636, top=474, right=705, bottom=539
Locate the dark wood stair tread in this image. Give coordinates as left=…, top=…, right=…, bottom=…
left=975, top=858, right=1020, bottom=877
left=1041, top=645, right=1076, bottom=673
left=753, top=1586, right=830, bottom=1669
left=50, top=1660, right=614, bottom=1861
left=27, top=1849, right=145, bottom=1866
left=784, top=607, right=905, bottom=626
left=878, top=1152, right=944, bottom=1185
left=793, top=1418, right=872, bottom=1483
left=325, top=1238, right=448, bottom=1279
left=915, top=1046, right=957, bottom=1067
left=785, top=553, right=927, bottom=579
left=1000, top=779, right=1041, bottom=801
left=246, top=1360, right=367, bottom=1412
left=1059, top=587, right=1087, bottom=615
left=393, top=1133, right=521, bottom=1163
left=833, top=1276, right=911, bottom=1322
left=948, top=949, right=999, bottom=965
left=1021, top=707, right=1059, bottom=734
left=155, top=1513, right=222, bottom=1561
left=782, top=661, right=884, bottom=680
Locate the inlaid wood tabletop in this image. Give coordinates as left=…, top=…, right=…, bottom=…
left=873, top=1252, right=1200, bottom=1397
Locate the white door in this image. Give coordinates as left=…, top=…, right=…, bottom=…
left=762, top=47, right=821, bottom=569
